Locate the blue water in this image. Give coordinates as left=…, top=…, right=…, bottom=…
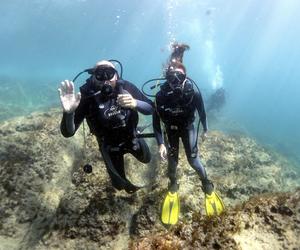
left=1, top=0, right=300, bottom=164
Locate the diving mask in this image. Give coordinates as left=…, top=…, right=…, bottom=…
left=166, top=71, right=186, bottom=86
left=166, top=71, right=186, bottom=96
left=94, top=66, right=117, bottom=81
left=93, top=66, right=117, bottom=96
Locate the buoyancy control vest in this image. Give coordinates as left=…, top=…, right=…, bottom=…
left=156, top=79, right=196, bottom=127
left=82, top=79, right=138, bottom=142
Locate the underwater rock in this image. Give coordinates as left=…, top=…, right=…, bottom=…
left=130, top=194, right=161, bottom=237
left=0, top=109, right=299, bottom=249
left=130, top=190, right=300, bottom=250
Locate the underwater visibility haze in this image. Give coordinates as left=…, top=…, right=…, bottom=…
left=1, top=0, right=300, bottom=165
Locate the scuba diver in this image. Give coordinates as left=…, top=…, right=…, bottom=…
left=58, top=60, right=153, bottom=193
left=206, top=87, right=226, bottom=112
left=144, top=43, right=224, bottom=225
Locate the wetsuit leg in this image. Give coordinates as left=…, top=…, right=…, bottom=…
left=130, top=138, right=151, bottom=163
left=110, top=151, right=126, bottom=178
left=181, top=125, right=207, bottom=179
left=99, top=142, right=126, bottom=190
left=181, top=126, right=213, bottom=194
left=98, top=139, right=141, bottom=193
left=166, top=129, right=180, bottom=187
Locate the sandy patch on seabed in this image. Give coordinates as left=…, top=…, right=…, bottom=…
left=0, top=236, right=19, bottom=250
left=233, top=225, right=299, bottom=250
left=233, top=228, right=281, bottom=250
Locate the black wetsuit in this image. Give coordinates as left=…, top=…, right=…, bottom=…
left=153, top=79, right=213, bottom=193
left=61, top=78, right=153, bottom=193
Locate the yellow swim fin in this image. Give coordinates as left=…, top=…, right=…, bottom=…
left=205, top=191, right=225, bottom=217
left=161, top=191, right=180, bottom=226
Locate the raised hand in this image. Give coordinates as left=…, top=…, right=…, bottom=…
left=117, top=93, right=137, bottom=109
left=58, top=80, right=81, bottom=113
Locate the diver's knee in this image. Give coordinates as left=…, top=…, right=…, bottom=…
left=189, top=146, right=198, bottom=158
left=187, top=152, right=201, bottom=166
left=187, top=156, right=196, bottom=166
left=143, top=152, right=151, bottom=163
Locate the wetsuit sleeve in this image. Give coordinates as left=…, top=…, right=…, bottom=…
left=153, top=109, right=164, bottom=145
left=194, top=91, right=208, bottom=132
left=60, top=98, right=87, bottom=137
left=153, top=92, right=164, bottom=145
left=123, top=81, right=153, bottom=115
left=135, top=100, right=153, bottom=115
